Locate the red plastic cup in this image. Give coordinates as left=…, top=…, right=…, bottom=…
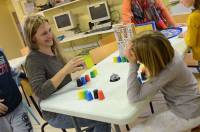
left=85, top=75, right=90, bottom=82
left=98, top=90, right=105, bottom=100
left=157, top=19, right=167, bottom=29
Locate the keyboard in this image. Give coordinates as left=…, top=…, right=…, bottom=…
left=85, top=26, right=112, bottom=34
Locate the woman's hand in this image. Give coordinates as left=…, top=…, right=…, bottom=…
left=124, top=42, right=137, bottom=63
left=0, top=99, right=8, bottom=115
left=63, top=56, right=85, bottom=75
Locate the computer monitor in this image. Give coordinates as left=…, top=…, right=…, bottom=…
left=53, top=11, right=77, bottom=32
left=87, top=1, right=110, bottom=23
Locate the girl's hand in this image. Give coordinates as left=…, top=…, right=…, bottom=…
left=63, top=56, right=85, bottom=75
left=124, top=42, right=137, bottom=63
left=139, top=64, right=151, bottom=78
left=143, top=66, right=150, bottom=77
left=0, top=99, right=8, bottom=114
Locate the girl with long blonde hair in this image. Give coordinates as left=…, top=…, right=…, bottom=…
left=125, top=31, right=200, bottom=131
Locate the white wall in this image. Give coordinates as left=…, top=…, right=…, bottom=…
left=170, top=3, right=192, bottom=15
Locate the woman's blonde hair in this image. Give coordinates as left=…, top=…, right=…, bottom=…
left=130, top=31, right=174, bottom=77
left=23, top=15, right=66, bottom=63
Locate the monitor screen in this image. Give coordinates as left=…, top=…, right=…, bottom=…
left=53, top=11, right=77, bottom=31
left=89, top=4, right=108, bottom=20
left=55, top=14, right=71, bottom=28
left=88, top=2, right=110, bottom=23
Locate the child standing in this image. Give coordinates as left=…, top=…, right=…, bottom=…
left=122, top=0, right=177, bottom=29
left=182, top=0, right=200, bottom=71
left=125, top=31, right=200, bottom=131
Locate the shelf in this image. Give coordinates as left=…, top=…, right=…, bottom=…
left=37, top=0, right=81, bottom=14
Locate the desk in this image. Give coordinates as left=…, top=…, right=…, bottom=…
left=60, top=29, right=114, bottom=44
left=40, top=35, right=187, bottom=132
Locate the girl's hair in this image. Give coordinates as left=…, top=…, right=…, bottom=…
left=130, top=31, right=174, bottom=77
left=194, top=0, right=200, bottom=10
left=23, top=15, right=67, bottom=63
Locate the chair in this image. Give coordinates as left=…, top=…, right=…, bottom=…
left=89, top=42, right=118, bottom=64
left=20, top=79, right=96, bottom=132
left=20, top=79, right=67, bottom=132
left=98, top=33, right=116, bottom=46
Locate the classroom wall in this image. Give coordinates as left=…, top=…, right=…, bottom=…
left=0, top=0, right=24, bottom=59
left=170, top=3, right=191, bottom=15
left=10, top=0, right=27, bottom=26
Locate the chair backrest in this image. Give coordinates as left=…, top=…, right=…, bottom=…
left=99, top=33, right=116, bottom=46
left=20, top=79, right=33, bottom=97
left=89, top=42, right=118, bottom=64
left=20, top=79, right=43, bottom=117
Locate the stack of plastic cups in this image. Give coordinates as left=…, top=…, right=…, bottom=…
left=93, top=89, right=98, bottom=99
left=121, top=57, right=126, bottom=63
left=113, top=57, right=118, bottom=63
left=78, top=90, right=84, bottom=100
left=83, top=89, right=87, bottom=99
left=93, top=69, right=98, bottom=76
left=125, top=57, right=129, bottom=62
left=86, top=90, right=93, bottom=101
left=117, top=56, right=122, bottom=63
left=90, top=71, right=95, bottom=78
left=76, top=79, right=82, bottom=87
left=81, top=77, right=87, bottom=85
left=98, top=89, right=105, bottom=100
left=85, top=74, right=90, bottom=82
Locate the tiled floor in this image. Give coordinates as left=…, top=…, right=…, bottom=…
left=25, top=73, right=200, bottom=132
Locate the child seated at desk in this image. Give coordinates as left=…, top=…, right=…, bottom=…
left=125, top=31, right=200, bottom=131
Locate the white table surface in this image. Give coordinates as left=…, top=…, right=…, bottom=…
left=8, top=56, right=26, bottom=69
left=40, top=51, right=149, bottom=124
left=40, top=35, right=187, bottom=125
left=169, top=26, right=187, bottom=57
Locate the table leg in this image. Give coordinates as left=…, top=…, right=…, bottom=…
left=126, top=124, right=130, bottom=131
left=70, top=116, right=82, bottom=132
left=149, top=101, right=154, bottom=114
left=114, top=124, right=121, bottom=132
left=20, top=84, right=31, bottom=107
